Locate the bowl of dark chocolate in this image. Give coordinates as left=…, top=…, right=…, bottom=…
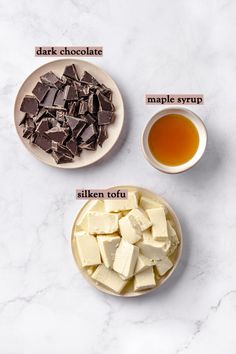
left=14, top=59, right=124, bottom=168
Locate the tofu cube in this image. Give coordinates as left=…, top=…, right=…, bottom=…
left=97, top=235, right=121, bottom=268
left=137, top=239, right=168, bottom=261
left=75, top=200, right=104, bottom=231
left=127, top=208, right=152, bottom=231
left=134, top=267, right=156, bottom=291
left=92, top=264, right=128, bottom=293
left=113, top=239, right=139, bottom=279
left=139, top=196, right=164, bottom=211
left=75, top=235, right=101, bottom=267
left=104, top=191, right=138, bottom=212
left=146, top=208, right=168, bottom=240
left=88, top=212, right=119, bottom=234
left=135, top=254, right=154, bottom=274
left=119, top=214, right=142, bottom=244
left=155, top=257, right=173, bottom=276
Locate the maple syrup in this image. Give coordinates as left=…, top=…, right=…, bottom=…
left=148, top=114, right=199, bottom=166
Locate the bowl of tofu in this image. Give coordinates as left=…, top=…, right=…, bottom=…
left=71, top=186, right=183, bottom=297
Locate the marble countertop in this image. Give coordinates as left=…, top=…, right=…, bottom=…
left=0, top=0, right=236, bottom=353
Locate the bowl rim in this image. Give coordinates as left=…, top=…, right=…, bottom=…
left=141, top=107, right=208, bottom=174
left=71, top=185, right=183, bottom=297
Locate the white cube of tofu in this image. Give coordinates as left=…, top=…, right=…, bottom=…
left=88, top=212, right=119, bottom=234
left=146, top=208, right=168, bottom=240
left=167, top=220, right=179, bottom=256
left=134, top=267, right=156, bottom=291
left=142, top=229, right=153, bottom=241
left=119, top=214, right=142, bottom=244
left=135, top=254, right=154, bottom=274
left=92, top=264, right=128, bottom=293
left=140, top=196, right=164, bottom=211
left=137, top=239, right=168, bottom=261
left=97, top=235, right=121, bottom=268
left=155, top=257, right=173, bottom=276
left=113, top=239, right=139, bottom=279
left=75, top=235, right=101, bottom=267
left=75, top=200, right=104, bottom=231
left=127, top=208, right=152, bottom=231
left=104, top=191, right=138, bottom=212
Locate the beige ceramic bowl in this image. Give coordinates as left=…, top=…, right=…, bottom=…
left=71, top=185, right=183, bottom=297
left=142, top=107, right=207, bottom=174
left=14, top=59, right=124, bottom=169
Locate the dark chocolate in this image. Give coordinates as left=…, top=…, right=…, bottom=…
left=46, top=126, right=68, bottom=144
left=20, top=95, right=39, bottom=115
left=36, top=118, right=50, bottom=135
left=32, top=82, right=49, bottom=102
left=54, top=90, right=65, bottom=107
left=80, top=124, right=97, bottom=143
left=63, top=64, right=79, bottom=81
left=34, top=134, right=52, bottom=152
left=80, top=71, right=99, bottom=86
left=40, top=71, right=63, bottom=89
left=97, top=125, right=108, bottom=147
left=97, top=111, right=113, bottom=125
left=88, top=93, right=99, bottom=114
left=97, top=92, right=114, bottom=112
left=64, top=85, right=78, bottom=101
left=41, top=88, right=58, bottom=107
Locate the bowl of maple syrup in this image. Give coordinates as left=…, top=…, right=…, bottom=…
left=142, top=108, right=207, bottom=173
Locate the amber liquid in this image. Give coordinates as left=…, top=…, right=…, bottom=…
left=148, top=114, right=199, bottom=166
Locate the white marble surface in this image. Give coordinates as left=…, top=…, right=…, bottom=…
left=0, top=0, right=236, bottom=353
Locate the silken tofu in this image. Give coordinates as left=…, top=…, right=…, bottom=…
left=119, top=214, right=142, bottom=244
left=88, top=212, right=119, bottom=234
left=135, top=254, right=154, bottom=274
left=104, top=191, right=138, bottom=212
left=139, top=196, right=164, bottom=211
left=92, top=264, right=128, bottom=293
left=137, top=239, right=168, bottom=261
left=155, top=257, right=173, bottom=276
left=97, top=235, right=121, bottom=268
left=127, top=208, right=152, bottom=231
left=146, top=207, right=168, bottom=240
left=113, top=239, right=139, bottom=279
left=134, top=267, right=156, bottom=291
left=75, top=235, right=101, bottom=267
left=75, top=200, right=104, bottom=231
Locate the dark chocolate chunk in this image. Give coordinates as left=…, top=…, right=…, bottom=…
left=51, top=151, right=73, bottom=164
left=56, top=110, right=66, bottom=123
left=68, top=101, right=79, bottom=116
left=84, top=113, right=96, bottom=124
left=20, top=95, right=39, bottom=115
left=66, top=116, right=81, bottom=131
left=33, top=108, right=48, bottom=123
left=97, top=125, right=108, bottom=147
left=98, top=84, right=112, bottom=100
left=63, top=64, right=79, bottom=81
left=66, top=139, right=78, bottom=156
left=78, top=100, right=88, bottom=115
left=46, top=126, right=68, bottom=144
left=74, top=119, right=87, bottom=138
left=88, top=93, right=99, bottom=114
left=80, top=71, right=99, bottom=86
left=36, top=118, right=50, bottom=135
left=51, top=141, right=73, bottom=157
left=97, top=111, right=113, bottom=125
left=41, top=88, right=58, bottom=107
left=40, top=71, right=63, bottom=89
left=79, top=140, right=97, bottom=150
left=64, top=85, right=78, bottom=101
left=32, top=82, right=49, bottom=102
left=34, top=134, right=52, bottom=152
left=74, top=82, right=89, bottom=98
left=97, top=92, right=114, bottom=112
left=54, top=90, right=65, bottom=107
left=80, top=124, right=97, bottom=143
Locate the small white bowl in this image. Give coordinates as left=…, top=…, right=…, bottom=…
left=142, top=107, right=208, bottom=174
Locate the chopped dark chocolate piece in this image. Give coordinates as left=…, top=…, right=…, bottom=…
left=40, top=71, right=63, bottom=89
left=56, top=110, right=66, bottom=123
left=51, top=151, right=73, bottom=164
left=68, top=101, right=79, bottom=116
left=88, top=93, right=99, bottom=114
left=63, top=64, right=79, bottom=81
left=79, top=140, right=97, bottom=150
left=33, top=108, right=48, bottom=123
left=51, top=141, right=73, bottom=157
left=97, top=111, right=113, bottom=125
left=48, top=117, right=60, bottom=128
left=66, top=116, right=81, bottom=131
left=97, top=92, right=114, bottom=112
left=80, top=71, right=99, bottom=86
left=36, top=118, right=50, bottom=135
left=84, top=113, right=96, bottom=124
left=64, top=85, right=78, bottom=101
left=73, top=82, right=90, bottom=98
left=74, top=119, right=87, bottom=138
left=46, top=126, right=68, bottom=144
left=41, top=88, right=58, bottom=107
left=34, top=134, right=52, bottom=152
left=23, top=127, right=34, bottom=139
left=98, top=84, right=112, bottom=100
left=66, top=139, right=78, bottom=156
left=78, top=100, right=88, bottom=115
left=80, top=124, right=97, bottom=143
left=20, top=95, right=39, bottom=115
left=97, top=125, right=108, bottom=147
left=32, top=82, right=49, bottom=102
left=54, top=90, right=65, bottom=107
